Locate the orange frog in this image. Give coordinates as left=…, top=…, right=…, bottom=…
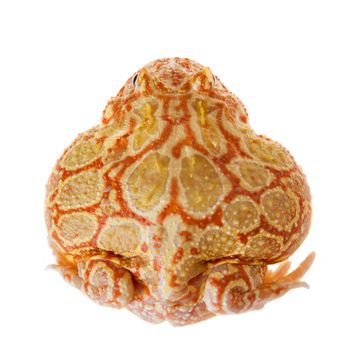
left=45, top=58, right=314, bottom=326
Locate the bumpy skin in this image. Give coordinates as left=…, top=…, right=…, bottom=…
left=45, top=58, right=314, bottom=326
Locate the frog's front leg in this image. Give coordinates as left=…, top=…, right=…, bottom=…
left=203, top=252, right=315, bottom=314
left=54, top=256, right=134, bottom=308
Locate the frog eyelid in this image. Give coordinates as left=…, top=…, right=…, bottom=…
left=132, top=74, right=139, bottom=86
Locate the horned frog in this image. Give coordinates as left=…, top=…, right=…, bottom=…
left=45, top=57, right=314, bottom=326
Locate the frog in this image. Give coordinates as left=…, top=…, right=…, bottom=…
left=45, top=57, right=314, bottom=326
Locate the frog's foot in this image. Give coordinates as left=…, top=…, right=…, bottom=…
left=126, top=283, right=165, bottom=324
left=165, top=281, right=215, bottom=326
left=52, top=256, right=134, bottom=308
left=127, top=277, right=215, bottom=326
left=203, top=252, right=315, bottom=314
left=166, top=300, right=214, bottom=326
left=263, top=260, right=292, bottom=283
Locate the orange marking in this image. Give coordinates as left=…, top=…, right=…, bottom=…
left=172, top=247, right=184, bottom=264
left=153, top=256, right=161, bottom=271
left=179, top=231, right=192, bottom=242
left=190, top=247, right=199, bottom=255
left=169, top=274, right=179, bottom=288
left=240, top=115, right=248, bottom=123
left=141, top=242, right=148, bottom=253
left=152, top=235, right=162, bottom=249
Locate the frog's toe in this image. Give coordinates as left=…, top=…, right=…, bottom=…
left=264, top=260, right=292, bottom=283
left=78, top=257, right=134, bottom=308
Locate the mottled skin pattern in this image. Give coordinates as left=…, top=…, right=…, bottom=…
left=45, top=58, right=314, bottom=326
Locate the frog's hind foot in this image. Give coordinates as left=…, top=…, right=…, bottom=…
left=203, top=252, right=315, bottom=314
left=264, top=252, right=315, bottom=286
left=50, top=256, right=134, bottom=309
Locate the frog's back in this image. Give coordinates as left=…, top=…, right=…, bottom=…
left=45, top=58, right=311, bottom=271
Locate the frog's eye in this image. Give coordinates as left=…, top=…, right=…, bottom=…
left=132, top=74, right=139, bottom=86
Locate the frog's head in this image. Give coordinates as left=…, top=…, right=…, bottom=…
left=102, top=57, right=242, bottom=126
left=118, top=57, right=227, bottom=96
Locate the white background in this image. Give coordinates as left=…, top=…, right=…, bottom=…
left=0, top=0, right=349, bottom=349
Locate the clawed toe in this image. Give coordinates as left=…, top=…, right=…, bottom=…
left=264, top=260, right=292, bottom=283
